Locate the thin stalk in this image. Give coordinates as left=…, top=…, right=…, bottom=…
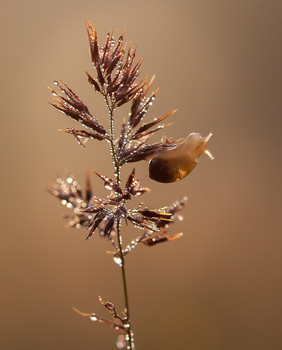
left=116, top=208, right=134, bottom=350
left=107, top=97, right=134, bottom=350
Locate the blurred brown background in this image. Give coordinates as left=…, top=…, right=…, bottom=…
left=1, top=0, right=281, bottom=349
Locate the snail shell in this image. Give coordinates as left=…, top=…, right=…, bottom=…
left=149, top=132, right=214, bottom=183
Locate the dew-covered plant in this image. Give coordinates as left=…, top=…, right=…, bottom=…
left=48, top=22, right=213, bottom=350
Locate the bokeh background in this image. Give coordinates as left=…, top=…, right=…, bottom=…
left=1, top=1, right=281, bottom=349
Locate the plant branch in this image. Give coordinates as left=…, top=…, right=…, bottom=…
left=106, top=95, right=134, bottom=350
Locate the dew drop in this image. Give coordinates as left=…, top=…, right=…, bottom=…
left=116, top=334, right=126, bottom=349
left=113, top=254, right=122, bottom=267
left=66, top=177, right=73, bottom=184
left=61, top=200, right=67, bottom=206
left=90, top=315, right=98, bottom=322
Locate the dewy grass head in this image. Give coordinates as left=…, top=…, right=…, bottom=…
left=48, top=22, right=214, bottom=350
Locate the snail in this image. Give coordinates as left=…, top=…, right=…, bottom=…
left=148, top=132, right=214, bottom=183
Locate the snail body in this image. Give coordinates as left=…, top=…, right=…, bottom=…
left=149, top=132, right=214, bottom=183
